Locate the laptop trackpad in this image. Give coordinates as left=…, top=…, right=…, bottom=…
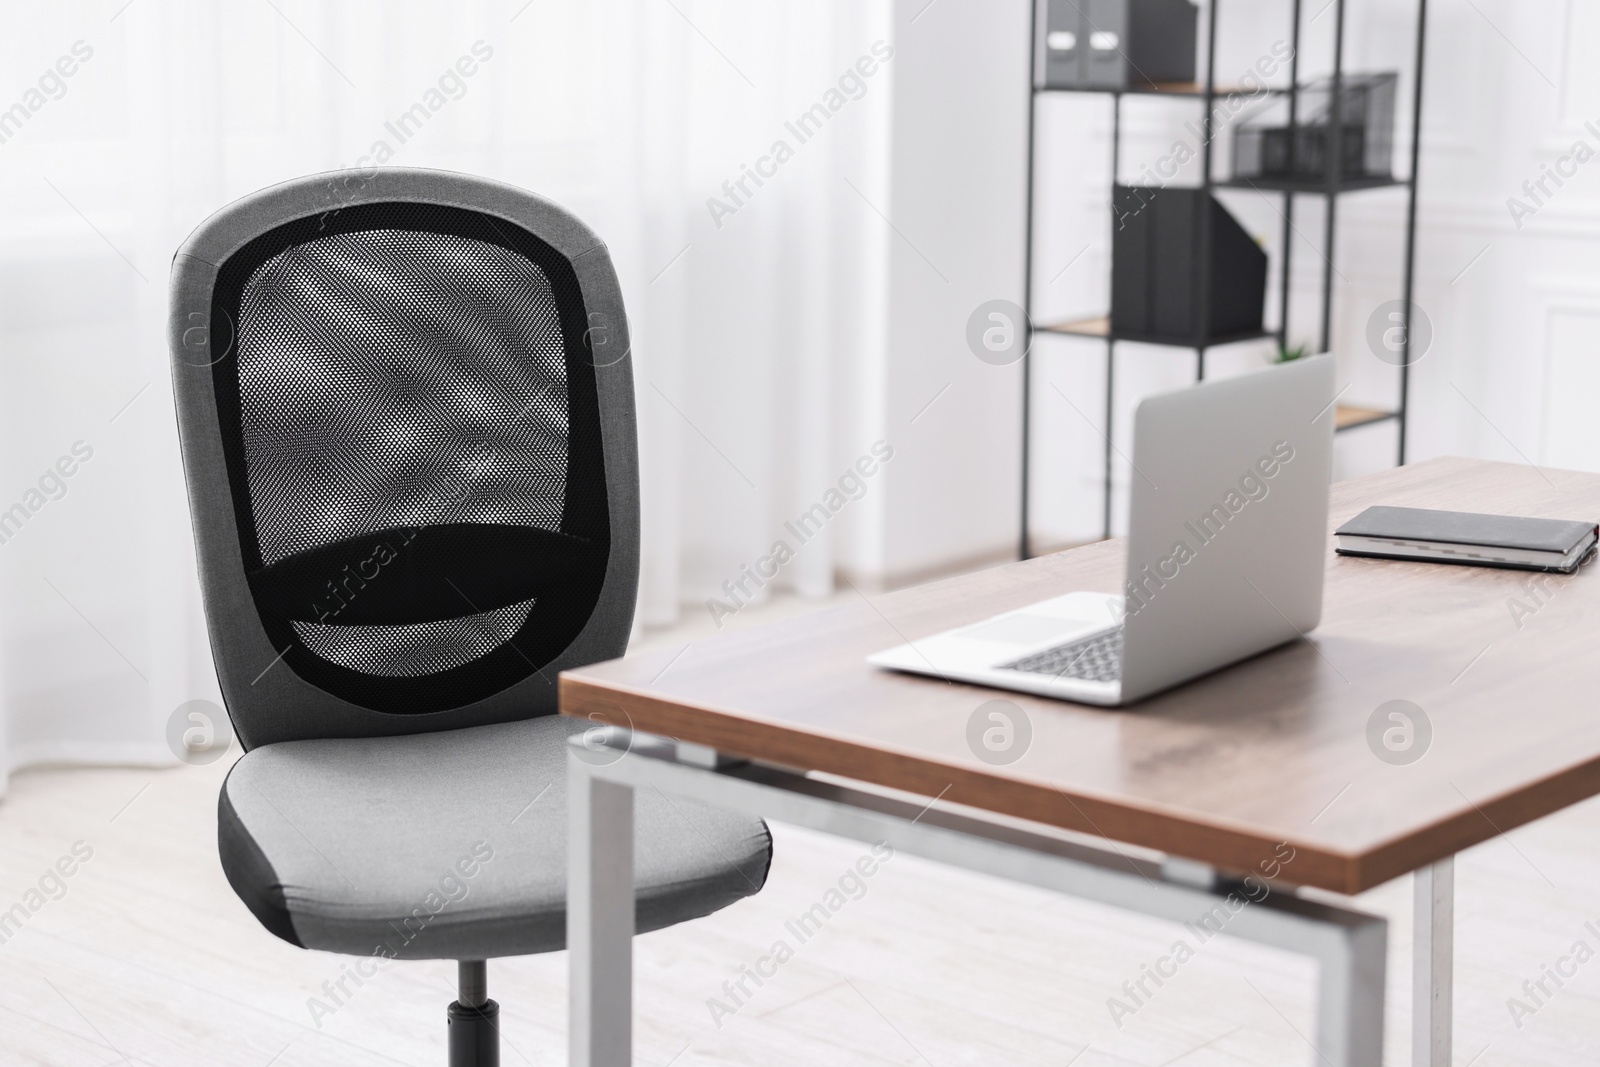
left=957, top=614, right=1094, bottom=647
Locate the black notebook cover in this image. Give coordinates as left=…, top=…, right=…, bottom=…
left=1336, top=506, right=1595, bottom=554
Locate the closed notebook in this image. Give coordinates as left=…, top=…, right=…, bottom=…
left=1335, top=505, right=1598, bottom=573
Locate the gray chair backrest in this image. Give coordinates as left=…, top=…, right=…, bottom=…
left=170, top=168, right=638, bottom=750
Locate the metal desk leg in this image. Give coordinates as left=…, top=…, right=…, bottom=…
left=568, top=747, right=635, bottom=1067
left=1316, top=906, right=1388, bottom=1066
left=569, top=733, right=1391, bottom=1067
left=1413, top=857, right=1454, bottom=1066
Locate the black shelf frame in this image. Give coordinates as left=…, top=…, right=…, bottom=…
left=1041, top=81, right=1296, bottom=99
left=1217, top=174, right=1408, bottom=193
left=1039, top=318, right=1277, bottom=348
left=1018, top=0, right=1429, bottom=555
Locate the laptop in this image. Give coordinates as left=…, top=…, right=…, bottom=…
left=868, top=355, right=1337, bottom=706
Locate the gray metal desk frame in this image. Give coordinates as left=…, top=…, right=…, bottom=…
left=562, top=729, right=1459, bottom=1067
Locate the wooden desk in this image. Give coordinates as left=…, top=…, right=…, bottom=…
left=562, top=457, right=1600, bottom=1066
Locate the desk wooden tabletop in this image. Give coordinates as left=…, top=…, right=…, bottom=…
left=561, top=457, right=1600, bottom=894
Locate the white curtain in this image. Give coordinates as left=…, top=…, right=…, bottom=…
left=0, top=0, right=894, bottom=790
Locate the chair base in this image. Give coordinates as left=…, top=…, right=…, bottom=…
left=447, top=999, right=499, bottom=1067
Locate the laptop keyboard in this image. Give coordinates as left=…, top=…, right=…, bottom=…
left=1002, top=627, right=1123, bottom=683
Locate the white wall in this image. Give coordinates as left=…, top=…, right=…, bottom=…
left=862, top=0, right=1033, bottom=584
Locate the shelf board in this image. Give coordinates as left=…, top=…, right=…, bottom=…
left=1032, top=326, right=1404, bottom=432
left=1335, top=405, right=1398, bottom=431
left=1037, top=315, right=1274, bottom=348
left=1040, top=315, right=1113, bottom=337
left=1135, top=80, right=1291, bottom=98
left=1216, top=175, right=1408, bottom=195
left=1038, top=81, right=1291, bottom=99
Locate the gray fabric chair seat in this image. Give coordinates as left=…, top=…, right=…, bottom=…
left=218, top=715, right=771, bottom=960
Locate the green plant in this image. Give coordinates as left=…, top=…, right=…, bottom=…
left=1274, top=342, right=1310, bottom=364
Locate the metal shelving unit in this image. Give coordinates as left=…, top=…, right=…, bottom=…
left=1019, top=0, right=1429, bottom=556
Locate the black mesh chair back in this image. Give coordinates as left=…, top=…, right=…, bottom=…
left=171, top=169, right=638, bottom=749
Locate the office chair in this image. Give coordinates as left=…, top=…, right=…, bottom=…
left=169, top=168, right=772, bottom=1066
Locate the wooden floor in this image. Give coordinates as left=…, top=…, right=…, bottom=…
left=5, top=596, right=1600, bottom=1065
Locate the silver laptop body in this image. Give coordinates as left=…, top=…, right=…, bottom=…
left=867, top=356, right=1336, bottom=706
